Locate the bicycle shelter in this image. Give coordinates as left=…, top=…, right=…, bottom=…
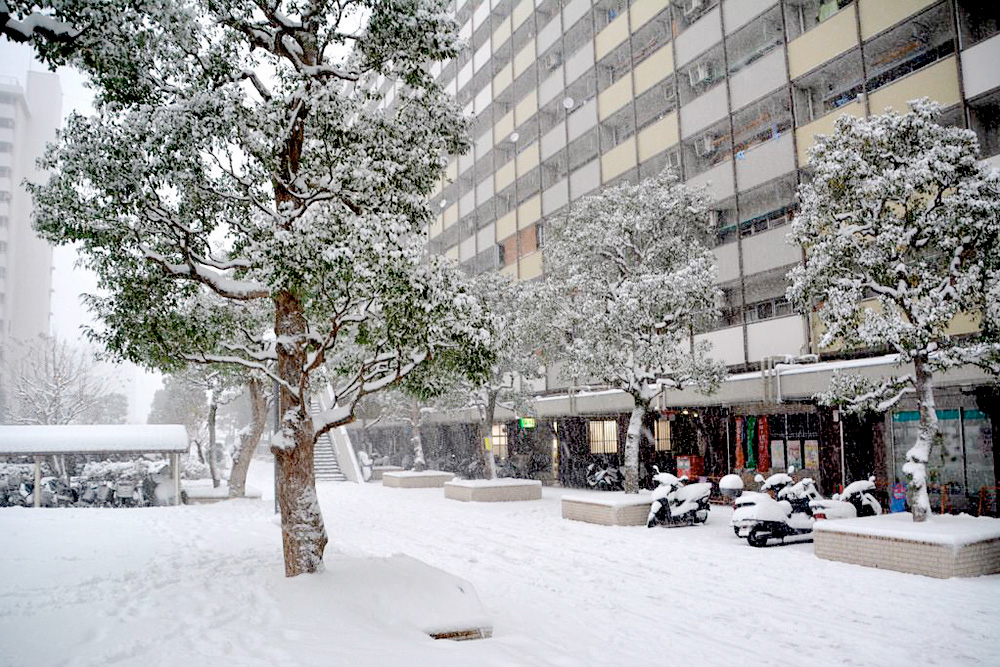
left=0, top=424, right=188, bottom=507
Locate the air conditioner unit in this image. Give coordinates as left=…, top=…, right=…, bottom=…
left=685, top=0, right=705, bottom=18
left=667, top=151, right=681, bottom=170
left=693, top=134, right=716, bottom=158
left=687, top=61, right=714, bottom=87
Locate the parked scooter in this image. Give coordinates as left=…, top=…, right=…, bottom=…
left=729, top=471, right=793, bottom=536
left=586, top=462, right=624, bottom=491
left=646, top=467, right=712, bottom=527
left=732, top=468, right=821, bottom=547
left=811, top=476, right=882, bottom=520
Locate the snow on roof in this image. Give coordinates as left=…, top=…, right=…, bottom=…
left=0, top=425, right=189, bottom=455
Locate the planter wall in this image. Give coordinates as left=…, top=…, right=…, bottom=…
left=444, top=479, right=542, bottom=502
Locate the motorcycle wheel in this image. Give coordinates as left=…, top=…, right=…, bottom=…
left=747, top=528, right=769, bottom=548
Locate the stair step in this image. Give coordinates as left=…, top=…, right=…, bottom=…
left=310, top=398, right=348, bottom=482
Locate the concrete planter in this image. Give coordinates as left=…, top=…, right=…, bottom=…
left=444, top=478, right=542, bottom=502
left=561, top=492, right=653, bottom=526
left=814, top=513, right=1000, bottom=578
left=381, top=470, right=454, bottom=488
left=371, top=465, right=404, bottom=481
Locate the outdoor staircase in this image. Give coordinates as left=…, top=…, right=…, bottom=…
left=310, top=398, right=347, bottom=482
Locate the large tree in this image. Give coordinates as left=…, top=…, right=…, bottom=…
left=787, top=99, right=1000, bottom=522
left=29, top=0, right=491, bottom=575
left=542, top=170, right=727, bottom=493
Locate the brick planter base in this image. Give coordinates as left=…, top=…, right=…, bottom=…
left=814, top=514, right=1000, bottom=578
left=382, top=471, right=454, bottom=488
left=444, top=479, right=542, bottom=502
left=561, top=494, right=652, bottom=526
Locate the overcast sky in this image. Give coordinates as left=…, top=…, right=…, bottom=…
left=1, top=40, right=162, bottom=423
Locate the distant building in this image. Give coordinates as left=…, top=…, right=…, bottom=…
left=0, top=70, right=61, bottom=354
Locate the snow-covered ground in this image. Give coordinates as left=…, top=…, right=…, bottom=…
left=1, top=459, right=998, bottom=666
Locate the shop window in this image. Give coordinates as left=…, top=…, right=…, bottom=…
left=491, top=423, right=509, bottom=460
left=678, top=44, right=725, bottom=107
left=969, top=90, right=1000, bottom=159
left=791, top=49, right=863, bottom=126
left=957, top=0, right=1000, bottom=49
left=631, top=8, right=672, bottom=67
left=597, top=42, right=632, bottom=93
left=600, top=105, right=636, bottom=148
left=737, top=175, right=797, bottom=237
left=784, top=0, right=853, bottom=41
left=654, top=419, right=672, bottom=451
left=731, top=90, right=792, bottom=157
left=635, top=77, right=677, bottom=131
left=726, top=7, right=784, bottom=76
left=589, top=419, right=619, bottom=454
left=863, top=4, right=955, bottom=94
left=498, top=234, right=517, bottom=267
left=672, top=0, right=719, bottom=32
left=682, top=117, right=731, bottom=177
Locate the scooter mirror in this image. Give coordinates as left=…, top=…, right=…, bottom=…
left=679, top=475, right=689, bottom=483
left=787, top=466, right=795, bottom=474
left=868, top=475, right=876, bottom=483
left=754, top=474, right=764, bottom=483
left=832, top=493, right=841, bottom=501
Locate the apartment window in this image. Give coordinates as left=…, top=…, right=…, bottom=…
left=539, top=98, right=565, bottom=136
left=589, top=419, right=619, bottom=454
left=745, top=296, right=792, bottom=323
left=516, top=167, right=540, bottom=203
left=654, top=419, right=672, bottom=451
left=969, top=91, right=1000, bottom=159
left=683, top=118, right=731, bottom=177
left=491, top=424, right=509, bottom=460
left=564, top=12, right=594, bottom=58
left=791, top=49, right=863, bottom=126
left=631, top=8, right=672, bottom=67
left=716, top=286, right=743, bottom=328
left=518, top=222, right=542, bottom=256
left=863, top=3, right=955, bottom=94
left=678, top=44, right=725, bottom=106
left=738, top=175, right=797, bottom=237
left=597, top=42, right=631, bottom=93
left=0, top=118, right=13, bottom=129
left=727, top=7, right=784, bottom=76
left=600, top=105, right=636, bottom=148
left=957, top=0, right=1000, bottom=49
left=498, top=234, right=517, bottom=267
left=0, top=142, right=12, bottom=153
left=594, top=0, right=630, bottom=33
left=515, top=117, right=539, bottom=152
left=673, top=0, right=719, bottom=31
left=542, top=153, right=567, bottom=190
left=713, top=196, right=738, bottom=245
left=512, top=69, right=535, bottom=106
left=635, top=77, right=676, bottom=130
left=784, top=0, right=853, bottom=41
left=732, top=91, right=792, bottom=157
left=565, top=74, right=597, bottom=108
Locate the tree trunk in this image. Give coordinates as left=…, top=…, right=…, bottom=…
left=194, top=438, right=205, bottom=464
left=229, top=378, right=266, bottom=498
left=903, top=356, right=938, bottom=522
left=207, top=395, right=219, bottom=488
left=481, top=391, right=498, bottom=480
left=273, top=290, right=327, bottom=577
left=624, top=400, right=647, bottom=494
left=410, top=399, right=427, bottom=471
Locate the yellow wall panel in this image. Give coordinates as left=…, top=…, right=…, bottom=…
left=601, top=137, right=638, bottom=181
left=446, top=159, right=458, bottom=182
left=493, top=63, right=513, bottom=96
left=633, top=45, right=674, bottom=96
left=512, top=0, right=532, bottom=31
left=446, top=246, right=459, bottom=261
left=598, top=76, right=633, bottom=119
left=500, top=262, right=519, bottom=280
left=520, top=251, right=543, bottom=280
left=794, top=99, right=865, bottom=166
left=497, top=210, right=517, bottom=240
left=495, top=158, right=516, bottom=191
left=492, top=15, right=511, bottom=50
left=630, top=0, right=670, bottom=32
left=516, top=142, right=539, bottom=174
left=859, top=0, right=938, bottom=40
left=517, top=195, right=541, bottom=228
left=868, top=57, right=960, bottom=115
left=514, top=41, right=536, bottom=78
left=595, top=10, right=630, bottom=61
left=787, top=5, right=858, bottom=79
left=443, top=203, right=458, bottom=227
left=495, top=111, right=515, bottom=142
left=515, top=92, right=537, bottom=125
left=637, top=112, right=678, bottom=162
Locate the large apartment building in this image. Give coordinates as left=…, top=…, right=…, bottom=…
left=357, top=0, right=1000, bottom=508
left=0, top=71, right=61, bottom=353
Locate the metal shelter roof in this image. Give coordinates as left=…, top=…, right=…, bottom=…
left=0, top=425, right=189, bottom=456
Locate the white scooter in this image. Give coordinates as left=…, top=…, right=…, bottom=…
left=811, top=476, right=882, bottom=520
left=646, top=467, right=712, bottom=528
left=732, top=468, right=821, bottom=547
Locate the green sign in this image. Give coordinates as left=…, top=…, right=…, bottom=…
left=518, top=418, right=537, bottom=429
